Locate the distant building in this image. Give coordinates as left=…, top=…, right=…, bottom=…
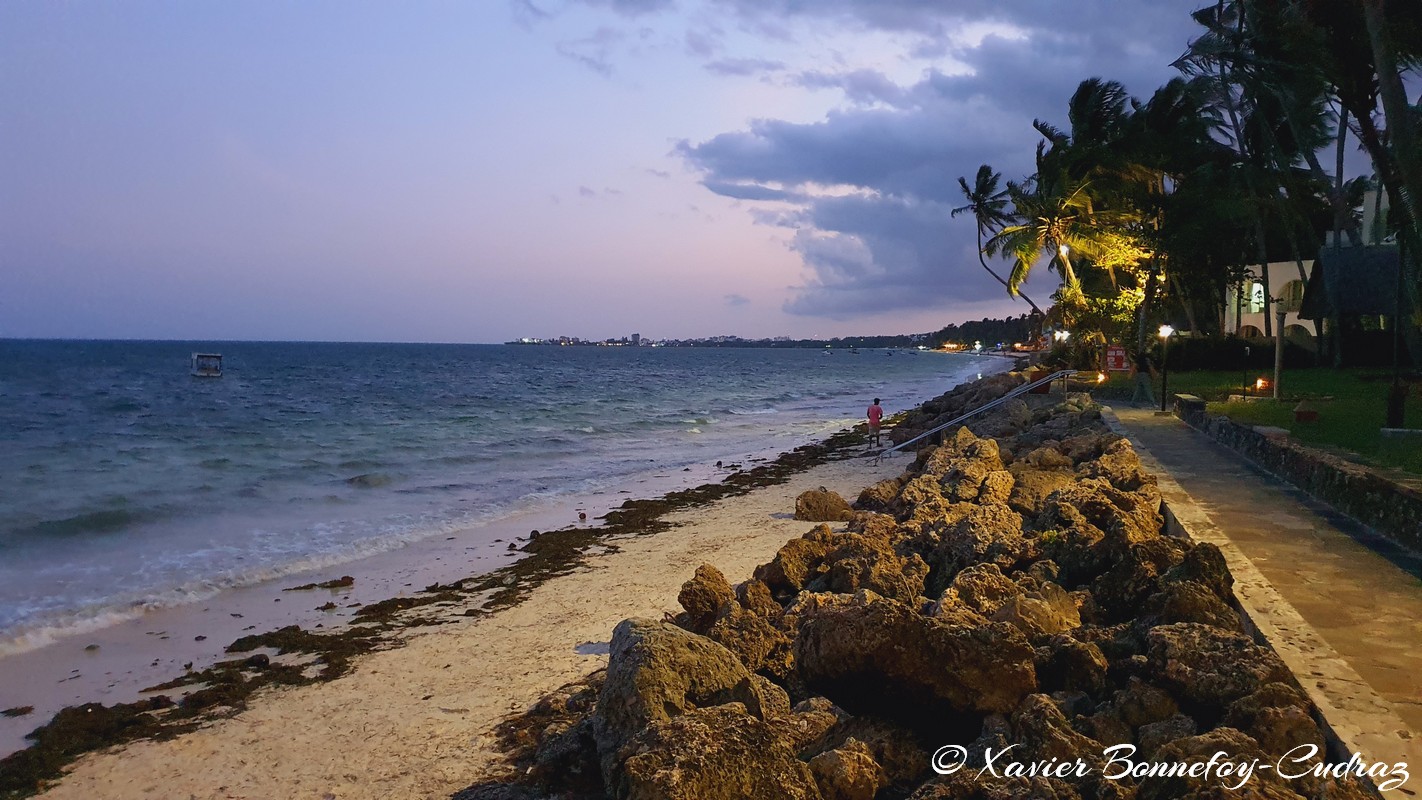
left=631, top=333, right=640, bottom=345
left=1224, top=261, right=1315, bottom=345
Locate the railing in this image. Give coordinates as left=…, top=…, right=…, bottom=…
left=876, top=370, right=1078, bottom=460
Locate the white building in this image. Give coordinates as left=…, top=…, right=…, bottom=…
left=1224, top=261, right=1316, bottom=345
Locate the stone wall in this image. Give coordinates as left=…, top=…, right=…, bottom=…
left=1185, top=411, right=1422, bottom=552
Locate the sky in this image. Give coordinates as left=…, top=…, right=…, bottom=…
left=1, top=1, right=1209, bottom=343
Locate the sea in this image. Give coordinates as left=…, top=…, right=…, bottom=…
left=0, top=340, right=1004, bottom=656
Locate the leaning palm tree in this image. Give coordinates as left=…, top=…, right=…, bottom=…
left=952, top=165, right=1044, bottom=314
left=985, top=169, right=1120, bottom=305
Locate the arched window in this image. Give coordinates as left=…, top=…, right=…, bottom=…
left=1279, top=280, right=1306, bottom=313
left=1284, top=324, right=1313, bottom=340
left=1248, top=282, right=1267, bottom=313
left=1238, top=324, right=1264, bottom=338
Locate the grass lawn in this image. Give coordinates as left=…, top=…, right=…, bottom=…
left=1092, top=367, right=1422, bottom=476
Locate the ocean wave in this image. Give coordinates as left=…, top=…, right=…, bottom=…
left=344, top=472, right=394, bottom=489
left=13, top=508, right=149, bottom=539
left=726, top=407, right=778, bottom=416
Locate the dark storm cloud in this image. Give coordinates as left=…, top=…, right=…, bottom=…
left=677, top=1, right=1202, bottom=319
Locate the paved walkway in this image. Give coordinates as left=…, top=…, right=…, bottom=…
left=1107, top=405, right=1422, bottom=786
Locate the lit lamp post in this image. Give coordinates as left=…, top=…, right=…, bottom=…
left=1053, top=329, right=1070, bottom=344
left=1158, top=324, right=1175, bottom=412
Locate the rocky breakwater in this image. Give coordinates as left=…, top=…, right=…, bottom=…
left=459, top=382, right=1380, bottom=800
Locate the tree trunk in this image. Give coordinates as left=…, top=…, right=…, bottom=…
left=1333, top=104, right=1357, bottom=247
left=977, top=228, right=1043, bottom=314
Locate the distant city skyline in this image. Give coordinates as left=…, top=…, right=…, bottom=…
left=3, top=1, right=1204, bottom=343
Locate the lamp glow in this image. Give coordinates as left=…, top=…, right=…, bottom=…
left=1158, top=324, right=1175, bottom=339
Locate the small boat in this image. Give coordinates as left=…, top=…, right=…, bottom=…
left=190, top=353, right=223, bottom=377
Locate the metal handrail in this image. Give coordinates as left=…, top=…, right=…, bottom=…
left=876, top=369, right=1078, bottom=459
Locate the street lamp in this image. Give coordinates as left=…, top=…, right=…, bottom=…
left=1158, top=324, right=1175, bottom=412
left=1053, top=329, right=1071, bottom=343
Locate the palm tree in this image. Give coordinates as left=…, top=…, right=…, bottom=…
left=952, top=165, right=1044, bottom=314
left=985, top=167, right=1122, bottom=304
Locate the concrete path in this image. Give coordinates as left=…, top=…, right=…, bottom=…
left=1106, top=405, right=1422, bottom=791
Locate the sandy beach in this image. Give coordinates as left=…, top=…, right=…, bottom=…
left=24, top=446, right=912, bottom=799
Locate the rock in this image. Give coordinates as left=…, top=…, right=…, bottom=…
left=1076, top=439, right=1155, bottom=494
left=594, top=619, right=787, bottom=784
left=1007, top=467, right=1077, bottom=517
left=677, top=564, right=735, bottom=632
left=1146, top=623, right=1292, bottom=708
left=855, top=478, right=903, bottom=512
left=1222, top=683, right=1324, bottom=760
left=777, top=697, right=849, bottom=755
left=794, top=591, right=1037, bottom=718
left=930, top=504, right=1031, bottom=580
left=814, top=715, right=929, bottom=788
left=616, top=704, right=823, bottom=800
left=1110, top=678, right=1180, bottom=730
left=808, top=738, right=885, bottom=800
left=530, top=716, right=601, bottom=792
left=705, top=603, right=794, bottom=678
left=450, top=784, right=543, bottom=800
left=977, top=470, right=1016, bottom=506
left=807, top=532, right=930, bottom=603
left=1137, top=728, right=1303, bottom=800
left=1039, top=636, right=1108, bottom=695
left=1143, top=580, right=1241, bottom=631
left=990, top=582, right=1080, bottom=637
left=755, top=525, right=837, bottom=595
left=906, top=771, right=1084, bottom=799
left=927, top=593, right=991, bottom=627
left=735, top=579, right=781, bottom=618
left=1136, top=713, right=1196, bottom=757
left=1090, top=537, right=1185, bottom=622
left=943, top=564, right=1020, bottom=616
left=1162, top=541, right=1234, bottom=602
left=1021, top=446, right=1074, bottom=470
left=796, top=489, right=855, bottom=522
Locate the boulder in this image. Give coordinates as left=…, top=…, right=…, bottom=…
left=677, top=563, right=734, bottom=632
left=1137, top=728, right=1303, bottom=800
left=796, top=489, right=856, bottom=522
left=808, top=738, right=886, bottom=800
left=990, top=582, right=1081, bottom=637
left=943, top=563, right=1020, bottom=616
left=594, top=619, right=787, bottom=783
left=1146, top=623, right=1292, bottom=708
left=1090, top=537, right=1186, bottom=622
left=1006, top=467, right=1077, bottom=517
left=855, top=478, right=903, bottom=512
left=755, top=525, right=837, bottom=595
left=807, top=532, right=930, bottom=602
left=977, top=470, right=1016, bottom=506
left=1222, top=683, right=1324, bottom=760
left=705, top=605, right=794, bottom=679
left=1143, top=580, right=1241, bottom=631
left=1162, top=541, right=1234, bottom=602
left=735, top=578, right=781, bottom=618
left=1136, top=713, right=1196, bottom=757
left=616, top=704, right=823, bottom=800
left=794, top=591, right=1037, bottom=718
left=1039, top=636, right=1108, bottom=696
left=930, top=504, right=1031, bottom=580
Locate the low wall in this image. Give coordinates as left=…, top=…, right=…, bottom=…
left=1184, top=410, right=1422, bottom=552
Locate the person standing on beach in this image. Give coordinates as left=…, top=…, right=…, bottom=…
left=866, top=398, right=884, bottom=447
left=1130, top=350, right=1157, bottom=407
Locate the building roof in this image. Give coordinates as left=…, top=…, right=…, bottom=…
left=1299, top=245, right=1405, bottom=319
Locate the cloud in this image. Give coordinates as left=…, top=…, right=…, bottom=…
left=573, top=0, right=676, bottom=17
left=671, top=2, right=1200, bottom=320
left=578, top=185, right=598, bottom=197
left=724, top=293, right=750, bottom=306
left=793, top=69, right=907, bottom=107
left=701, top=180, right=802, bottom=202
left=556, top=27, right=625, bottom=76
left=704, top=57, right=785, bottom=77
